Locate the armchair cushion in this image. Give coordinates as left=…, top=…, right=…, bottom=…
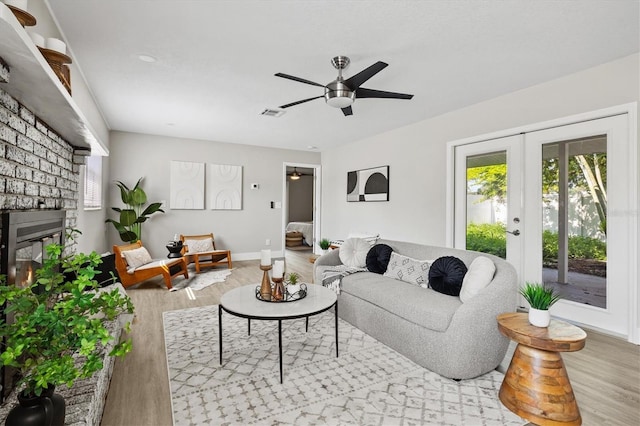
left=122, top=246, right=153, bottom=273
left=184, top=238, right=214, bottom=254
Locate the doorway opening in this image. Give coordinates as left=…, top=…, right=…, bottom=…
left=282, top=163, right=321, bottom=263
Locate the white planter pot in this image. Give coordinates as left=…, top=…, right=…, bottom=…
left=287, top=284, right=301, bottom=295
left=528, top=308, right=551, bottom=327
left=321, top=249, right=328, bottom=255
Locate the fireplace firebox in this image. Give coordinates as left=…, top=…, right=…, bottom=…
left=0, top=210, right=66, bottom=401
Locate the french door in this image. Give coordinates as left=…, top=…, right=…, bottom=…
left=453, top=113, right=634, bottom=340
left=453, top=135, right=523, bottom=284
left=523, top=115, right=631, bottom=337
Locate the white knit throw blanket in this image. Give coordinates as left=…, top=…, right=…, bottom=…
left=321, top=265, right=367, bottom=294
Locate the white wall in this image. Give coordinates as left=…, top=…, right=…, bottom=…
left=321, top=53, right=639, bottom=245
left=321, top=52, right=639, bottom=338
left=107, top=131, right=320, bottom=259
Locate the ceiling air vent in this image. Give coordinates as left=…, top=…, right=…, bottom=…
left=261, top=108, right=286, bottom=117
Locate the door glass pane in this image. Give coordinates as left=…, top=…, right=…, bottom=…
left=465, top=151, right=507, bottom=259
left=542, top=136, right=607, bottom=308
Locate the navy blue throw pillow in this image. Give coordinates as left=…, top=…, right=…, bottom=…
left=428, top=256, right=468, bottom=296
left=366, top=244, right=393, bottom=274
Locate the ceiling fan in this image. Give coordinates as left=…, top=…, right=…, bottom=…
left=287, top=167, right=312, bottom=180
left=275, top=56, right=413, bottom=116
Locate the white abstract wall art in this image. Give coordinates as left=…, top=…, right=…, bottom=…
left=170, top=161, right=205, bottom=209
left=208, top=164, right=243, bottom=210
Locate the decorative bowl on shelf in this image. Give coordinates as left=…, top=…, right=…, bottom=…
left=5, top=5, right=36, bottom=27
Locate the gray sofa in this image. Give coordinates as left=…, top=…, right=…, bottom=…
left=313, top=239, right=517, bottom=380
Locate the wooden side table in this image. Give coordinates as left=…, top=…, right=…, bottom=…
left=497, top=312, right=586, bottom=426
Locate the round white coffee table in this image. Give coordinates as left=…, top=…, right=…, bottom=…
left=218, top=283, right=338, bottom=383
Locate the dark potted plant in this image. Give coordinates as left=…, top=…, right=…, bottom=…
left=519, top=282, right=561, bottom=327
left=105, top=177, right=164, bottom=243
left=0, top=230, right=134, bottom=425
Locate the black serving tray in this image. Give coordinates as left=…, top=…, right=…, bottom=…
left=255, top=283, right=307, bottom=302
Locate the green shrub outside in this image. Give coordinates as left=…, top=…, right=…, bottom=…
left=466, top=223, right=606, bottom=261
left=542, top=230, right=606, bottom=261
left=466, top=223, right=506, bottom=258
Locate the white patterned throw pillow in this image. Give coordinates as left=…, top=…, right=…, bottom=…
left=383, top=252, right=431, bottom=287
left=339, top=238, right=371, bottom=268
left=122, top=246, right=153, bottom=273
left=185, top=238, right=214, bottom=254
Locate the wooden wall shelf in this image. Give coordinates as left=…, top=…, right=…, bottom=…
left=0, top=4, right=105, bottom=153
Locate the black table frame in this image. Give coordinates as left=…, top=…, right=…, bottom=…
left=218, top=300, right=338, bottom=383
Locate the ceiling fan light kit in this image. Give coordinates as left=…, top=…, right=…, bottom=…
left=275, top=55, right=413, bottom=116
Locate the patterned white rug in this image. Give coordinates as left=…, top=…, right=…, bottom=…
left=163, top=305, right=524, bottom=426
left=169, top=268, right=232, bottom=292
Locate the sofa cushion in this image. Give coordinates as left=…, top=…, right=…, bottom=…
left=428, top=256, right=468, bottom=296
left=339, top=238, right=371, bottom=268
left=366, top=244, right=393, bottom=274
left=459, top=256, right=496, bottom=302
left=340, top=272, right=462, bottom=332
left=383, top=252, right=431, bottom=288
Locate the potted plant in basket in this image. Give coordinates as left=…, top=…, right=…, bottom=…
left=0, top=230, right=134, bottom=426
left=519, top=282, right=561, bottom=327
left=319, top=238, right=331, bottom=255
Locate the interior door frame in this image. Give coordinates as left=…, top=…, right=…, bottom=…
left=281, top=162, right=322, bottom=255
left=446, top=102, right=638, bottom=344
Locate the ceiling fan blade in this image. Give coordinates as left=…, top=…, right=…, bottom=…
left=275, top=73, right=326, bottom=88
left=356, top=87, right=414, bottom=100
left=344, top=61, right=388, bottom=90
left=279, top=96, right=324, bottom=109
left=341, top=106, right=353, bottom=116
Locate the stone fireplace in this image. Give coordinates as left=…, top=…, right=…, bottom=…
left=0, top=209, right=66, bottom=400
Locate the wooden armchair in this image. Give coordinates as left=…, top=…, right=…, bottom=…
left=180, top=233, right=232, bottom=273
left=113, top=240, right=188, bottom=290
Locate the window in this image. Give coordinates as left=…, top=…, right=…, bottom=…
left=83, top=155, right=102, bottom=210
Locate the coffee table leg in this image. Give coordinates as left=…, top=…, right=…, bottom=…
left=278, top=319, right=283, bottom=383
left=335, top=302, right=339, bottom=357
left=305, top=316, right=309, bottom=332
left=248, top=319, right=251, bottom=336
left=218, top=305, right=223, bottom=365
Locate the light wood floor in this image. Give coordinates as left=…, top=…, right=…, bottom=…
left=101, top=250, right=640, bottom=426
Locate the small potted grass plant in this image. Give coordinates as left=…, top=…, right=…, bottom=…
left=319, top=238, right=331, bottom=255
left=519, top=282, right=561, bottom=327
left=285, top=272, right=301, bottom=296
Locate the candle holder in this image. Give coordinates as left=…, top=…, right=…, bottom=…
left=259, top=264, right=272, bottom=301
left=272, top=277, right=284, bottom=301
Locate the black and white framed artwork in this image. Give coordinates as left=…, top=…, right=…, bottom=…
left=347, top=166, right=389, bottom=202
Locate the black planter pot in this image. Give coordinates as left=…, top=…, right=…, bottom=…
left=5, top=386, right=65, bottom=426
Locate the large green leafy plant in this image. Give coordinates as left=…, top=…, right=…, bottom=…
left=106, top=177, right=164, bottom=243
left=0, top=231, right=134, bottom=397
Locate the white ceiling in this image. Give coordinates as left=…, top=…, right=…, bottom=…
left=47, top=0, right=639, bottom=152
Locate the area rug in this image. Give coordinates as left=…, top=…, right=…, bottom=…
left=169, top=268, right=232, bottom=292
left=163, top=305, right=524, bottom=425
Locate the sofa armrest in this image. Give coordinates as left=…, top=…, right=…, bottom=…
left=313, top=249, right=343, bottom=283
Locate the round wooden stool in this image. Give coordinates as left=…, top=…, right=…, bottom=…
left=497, top=312, right=586, bottom=426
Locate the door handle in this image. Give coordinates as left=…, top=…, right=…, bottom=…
left=506, top=229, right=520, bottom=236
